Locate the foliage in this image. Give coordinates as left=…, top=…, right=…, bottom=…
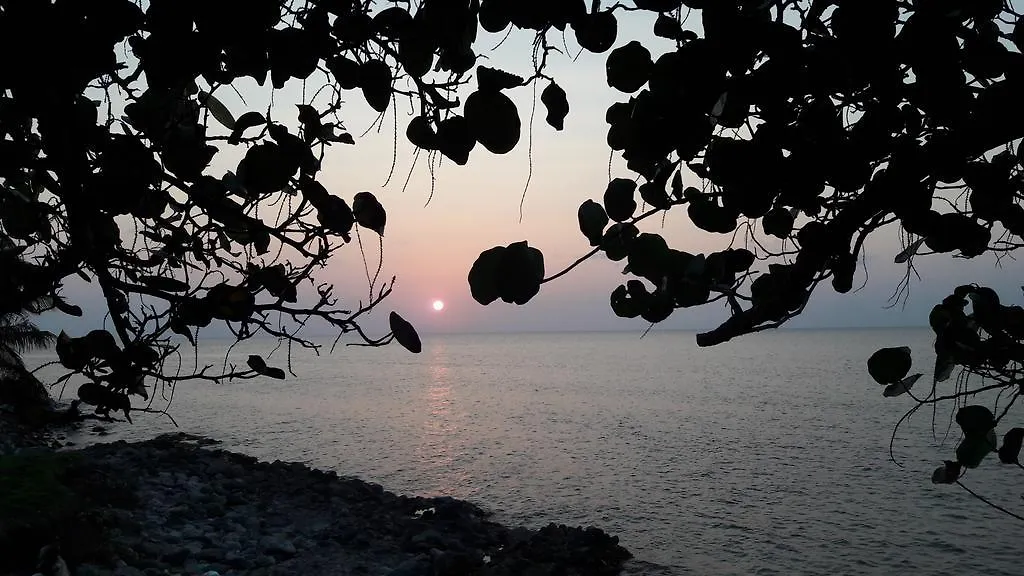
left=0, top=0, right=526, bottom=422
left=0, top=312, right=54, bottom=376
left=0, top=451, right=78, bottom=524
left=872, top=285, right=1024, bottom=500
left=1, top=0, right=1022, bottom=517
left=477, top=2, right=1024, bottom=509
left=0, top=450, right=130, bottom=570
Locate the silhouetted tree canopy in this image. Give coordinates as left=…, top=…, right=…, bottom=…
left=468, top=1, right=1024, bottom=502
left=1, top=0, right=1023, bottom=511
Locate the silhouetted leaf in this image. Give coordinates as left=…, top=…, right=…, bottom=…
left=56, top=331, right=86, bottom=370
left=352, top=191, right=386, bottom=236
left=867, top=346, right=912, bottom=385
left=237, top=143, right=296, bottom=197
left=469, top=246, right=505, bottom=305
left=479, top=0, right=511, bottom=33
left=627, top=233, right=671, bottom=283
left=998, top=428, right=1024, bottom=464
left=610, top=284, right=643, bottom=318
left=140, top=275, right=190, bottom=293
left=205, top=283, right=255, bottom=322
left=477, top=66, right=524, bottom=92
left=578, top=200, right=609, bottom=246
left=407, top=115, right=438, bottom=150
left=465, top=90, right=521, bottom=154
left=497, top=241, right=545, bottom=305
left=573, top=11, right=617, bottom=54
left=247, top=355, right=268, bottom=372
left=601, top=222, right=639, bottom=261
left=606, top=41, right=652, bottom=93
left=437, top=115, right=475, bottom=165
left=957, top=405, right=996, bottom=440
left=77, top=382, right=107, bottom=407
left=934, top=352, right=956, bottom=383
left=390, top=311, right=422, bottom=353
left=894, top=238, right=925, bottom=264
left=316, top=195, right=355, bottom=241
left=653, top=13, right=683, bottom=40
left=604, top=178, right=637, bottom=222
left=247, top=354, right=286, bottom=379
left=957, top=433, right=995, bottom=469
left=541, top=82, right=569, bottom=131
left=360, top=59, right=393, bottom=112
left=55, top=299, right=83, bottom=317
left=639, top=181, right=671, bottom=210
left=327, top=56, right=361, bottom=89
left=762, top=207, right=794, bottom=239
left=882, top=373, right=922, bottom=397
left=931, top=461, right=961, bottom=484
left=198, top=90, right=235, bottom=130
left=227, top=111, right=266, bottom=144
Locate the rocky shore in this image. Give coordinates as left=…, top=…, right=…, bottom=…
left=1, top=431, right=633, bottom=576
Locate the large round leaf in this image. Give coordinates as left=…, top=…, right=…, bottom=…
left=572, top=11, right=617, bottom=54
left=465, top=90, right=521, bottom=154
left=604, top=178, right=637, bottom=222
left=237, top=143, right=295, bottom=197
left=956, top=405, right=996, bottom=440
left=606, top=41, right=652, bottom=93
left=359, top=59, right=393, bottom=113
left=578, top=200, right=609, bottom=246
left=437, top=115, right=475, bottom=165
left=867, top=346, right=912, bottom=385
left=352, top=191, right=386, bottom=236
left=469, top=246, right=505, bottom=305
left=497, top=241, right=545, bottom=305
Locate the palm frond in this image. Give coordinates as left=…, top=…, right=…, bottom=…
left=0, top=312, right=55, bottom=354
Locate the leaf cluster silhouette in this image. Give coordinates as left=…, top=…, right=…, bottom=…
left=2, top=0, right=1024, bottom=515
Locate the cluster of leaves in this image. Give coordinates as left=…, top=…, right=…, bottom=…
left=469, top=0, right=1024, bottom=349
left=868, top=285, right=1024, bottom=491
left=465, top=0, right=1024, bottom=513
left=0, top=0, right=574, bottom=421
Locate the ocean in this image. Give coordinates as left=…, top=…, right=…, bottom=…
left=32, top=328, right=1022, bottom=575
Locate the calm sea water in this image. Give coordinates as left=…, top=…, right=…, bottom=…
left=33, top=329, right=1023, bottom=574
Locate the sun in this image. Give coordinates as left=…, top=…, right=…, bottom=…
left=432, top=300, right=445, bottom=312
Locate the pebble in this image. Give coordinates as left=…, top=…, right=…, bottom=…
left=4, top=432, right=632, bottom=576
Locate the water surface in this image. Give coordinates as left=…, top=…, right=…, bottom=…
left=33, top=329, right=1021, bottom=574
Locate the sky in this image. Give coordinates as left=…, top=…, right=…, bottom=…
left=39, top=7, right=1023, bottom=339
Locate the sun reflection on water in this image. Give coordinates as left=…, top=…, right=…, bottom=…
left=420, top=342, right=473, bottom=497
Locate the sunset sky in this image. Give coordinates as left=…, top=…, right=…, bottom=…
left=41, top=9, right=1022, bottom=339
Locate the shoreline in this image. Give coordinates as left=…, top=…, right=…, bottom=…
left=2, top=430, right=634, bottom=576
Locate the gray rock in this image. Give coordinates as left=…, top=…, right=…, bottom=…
left=411, top=529, right=445, bottom=548
left=160, top=547, right=191, bottom=565
left=197, top=547, right=225, bottom=562
left=75, top=564, right=109, bottom=576
left=223, top=551, right=252, bottom=570
left=136, top=540, right=170, bottom=559
left=386, top=554, right=430, bottom=576
left=259, top=535, right=296, bottom=557
left=180, top=523, right=204, bottom=540
left=252, top=554, right=276, bottom=568
left=112, top=566, right=144, bottom=576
